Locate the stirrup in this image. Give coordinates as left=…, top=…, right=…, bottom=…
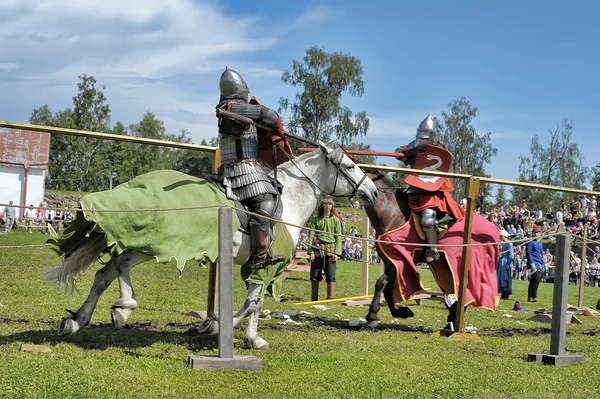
left=425, top=248, right=439, bottom=263
left=438, top=215, right=454, bottom=224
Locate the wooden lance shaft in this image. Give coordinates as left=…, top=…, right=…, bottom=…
left=215, top=108, right=320, bottom=148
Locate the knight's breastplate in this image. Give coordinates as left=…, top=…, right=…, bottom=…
left=219, top=124, right=259, bottom=166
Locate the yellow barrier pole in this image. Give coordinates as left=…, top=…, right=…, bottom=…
left=0, top=121, right=217, bottom=153
left=294, top=294, right=378, bottom=306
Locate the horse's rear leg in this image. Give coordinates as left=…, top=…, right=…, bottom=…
left=58, top=255, right=118, bottom=336
left=364, top=274, right=388, bottom=328
left=110, top=252, right=152, bottom=328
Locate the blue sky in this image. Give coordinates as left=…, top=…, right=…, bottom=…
left=1, top=0, right=598, bottom=189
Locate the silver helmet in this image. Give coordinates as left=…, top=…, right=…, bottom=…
left=414, top=114, right=437, bottom=148
left=219, top=67, right=249, bottom=101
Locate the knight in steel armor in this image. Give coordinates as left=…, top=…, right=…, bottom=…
left=216, top=67, right=288, bottom=270
left=395, top=114, right=466, bottom=262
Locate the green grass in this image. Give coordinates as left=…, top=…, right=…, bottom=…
left=1, top=229, right=600, bottom=398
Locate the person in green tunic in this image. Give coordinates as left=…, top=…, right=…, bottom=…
left=307, top=198, right=342, bottom=301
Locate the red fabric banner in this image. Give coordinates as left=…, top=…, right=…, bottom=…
left=377, top=212, right=500, bottom=311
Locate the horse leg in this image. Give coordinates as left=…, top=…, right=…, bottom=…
left=194, top=282, right=265, bottom=342
left=444, top=303, right=467, bottom=331
left=58, top=253, right=118, bottom=336
left=383, top=272, right=414, bottom=320
left=364, top=274, right=388, bottom=328
left=242, top=284, right=269, bottom=349
left=110, top=251, right=152, bottom=328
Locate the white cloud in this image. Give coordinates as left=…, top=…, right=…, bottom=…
left=0, top=62, right=18, bottom=71
left=0, top=0, right=336, bottom=143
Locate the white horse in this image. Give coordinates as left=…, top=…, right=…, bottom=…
left=44, top=141, right=378, bottom=349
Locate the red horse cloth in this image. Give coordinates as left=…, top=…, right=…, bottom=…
left=377, top=212, right=500, bottom=311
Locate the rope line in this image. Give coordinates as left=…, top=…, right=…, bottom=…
left=0, top=198, right=565, bottom=251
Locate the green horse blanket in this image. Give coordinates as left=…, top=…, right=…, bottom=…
left=49, top=170, right=295, bottom=300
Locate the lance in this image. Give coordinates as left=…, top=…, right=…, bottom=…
left=216, top=108, right=320, bottom=147
left=216, top=108, right=407, bottom=159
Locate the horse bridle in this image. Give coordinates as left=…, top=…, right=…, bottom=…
left=326, top=149, right=368, bottom=199
left=281, top=147, right=367, bottom=199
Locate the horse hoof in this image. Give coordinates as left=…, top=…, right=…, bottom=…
left=244, top=336, right=269, bottom=350
left=58, top=317, right=79, bottom=337
left=111, top=307, right=133, bottom=328
left=391, top=306, right=414, bottom=319
left=195, top=319, right=219, bottom=336
left=364, top=320, right=379, bottom=329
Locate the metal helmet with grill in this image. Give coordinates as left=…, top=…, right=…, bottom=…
left=414, top=114, right=437, bottom=148
left=219, top=67, right=249, bottom=101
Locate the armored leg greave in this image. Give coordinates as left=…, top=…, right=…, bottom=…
left=420, top=208, right=439, bottom=262
left=244, top=194, right=287, bottom=271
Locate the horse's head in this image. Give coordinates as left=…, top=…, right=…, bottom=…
left=317, top=141, right=378, bottom=206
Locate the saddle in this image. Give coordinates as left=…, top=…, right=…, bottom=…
left=205, top=175, right=284, bottom=238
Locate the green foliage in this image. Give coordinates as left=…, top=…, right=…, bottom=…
left=343, top=141, right=376, bottom=165
left=514, top=120, right=588, bottom=212
left=1, top=229, right=600, bottom=398
left=434, top=97, right=498, bottom=200
left=172, top=134, right=218, bottom=179
left=279, top=46, right=369, bottom=145
left=592, top=163, right=600, bottom=192
left=494, top=185, right=509, bottom=208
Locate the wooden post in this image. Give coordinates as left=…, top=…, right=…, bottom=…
left=361, top=210, right=370, bottom=296
left=217, top=206, right=234, bottom=358
left=207, top=263, right=219, bottom=318
left=454, top=176, right=480, bottom=333
left=578, top=224, right=588, bottom=307
left=188, top=206, right=262, bottom=371
left=528, top=233, right=584, bottom=365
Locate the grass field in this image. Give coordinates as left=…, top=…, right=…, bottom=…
left=1, top=228, right=599, bottom=399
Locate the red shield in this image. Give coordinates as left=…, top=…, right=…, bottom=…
left=404, top=145, right=454, bottom=192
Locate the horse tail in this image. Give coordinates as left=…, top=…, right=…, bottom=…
left=43, top=232, right=108, bottom=294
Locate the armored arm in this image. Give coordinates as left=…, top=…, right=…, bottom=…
left=229, top=103, right=283, bottom=135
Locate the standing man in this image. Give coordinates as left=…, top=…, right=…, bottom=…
left=307, top=198, right=342, bottom=301
left=395, top=115, right=466, bottom=262
left=215, top=67, right=289, bottom=270
left=526, top=225, right=545, bottom=302
left=3, top=201, right=16, bottom=234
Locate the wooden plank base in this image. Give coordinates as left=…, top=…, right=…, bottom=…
left=188, top=355, right=263, bottom=371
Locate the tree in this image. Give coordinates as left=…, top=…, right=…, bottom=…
left=514, top=120, right=588, bottom=212
left=495, top=185, right=508, bottom=208
left=592, top=163, right=600, bottom=192
left=30, top=75, right=113, bottom=192
left=173, top=131, right=218, bottom=178
left=344, top=142, right=376, bottom=165
left=434, top=97, right=497, bottom=201
left=119, top=111, right=178, bottom=182
left=278, top=46, right=369, bottom=146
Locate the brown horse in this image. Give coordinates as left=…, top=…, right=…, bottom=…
left=362, top=170, right=500, bottom=330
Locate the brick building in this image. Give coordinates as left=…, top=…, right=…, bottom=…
left=0, top=128, right=50, bottom=219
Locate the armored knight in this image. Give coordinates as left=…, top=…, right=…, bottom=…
left=216, top=67, right=288, bottom=269
left=395, top=114, right=466, bottom=262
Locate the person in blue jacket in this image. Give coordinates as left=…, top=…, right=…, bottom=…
left=497, top=229, right=514, bottom=299
left=526, top=225, right=544, bottom=302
